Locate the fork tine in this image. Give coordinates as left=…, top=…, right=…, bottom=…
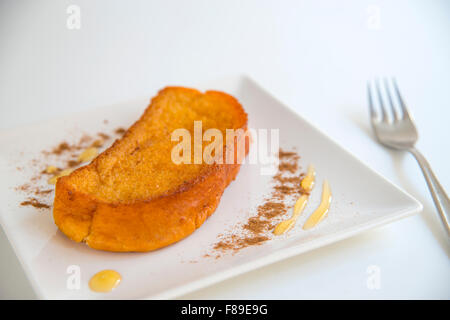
left=392, top=77, right=411, bottom=120
left=383, top=78, right=399, bottom=121
left=375, top=78, right=388, bottom=122
left=367, top=81, right=377, bottom=121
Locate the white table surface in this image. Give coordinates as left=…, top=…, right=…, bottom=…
left=0, top=0, right=449, bottom=299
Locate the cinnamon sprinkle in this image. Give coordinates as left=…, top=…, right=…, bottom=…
left=279, top=150, right=299, bottom=158
left=243, top=217, right=270, bottom=234
left=98, top=132, right=110, bottom=140
left=210, top=148, right=305, bottom=258
left=20, top=198, right=50, bottom=209
left=34, top=189, right=53, bottom=196
left=67, top=160, right=80, bottom=168
left=115, top=127, right=126, bottom=135
left=51, top=142, right=70, bottom=155
left=278, top=161, right=298, bottom=173
left=15, top=125, right=119, bottom=213
left=77, top=135, right=92, bottom=147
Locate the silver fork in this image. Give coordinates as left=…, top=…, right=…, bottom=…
left=367, top=78, right=449, bottom=236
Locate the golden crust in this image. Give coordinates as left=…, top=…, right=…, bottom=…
left=53, top=87, right=248, bottom=252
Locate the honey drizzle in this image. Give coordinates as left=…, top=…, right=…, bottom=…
left=303, top=180, right=332, bottom=230
left=89, top=270, right=121, bottom=293
left=273, top=165, right=316, bottom=235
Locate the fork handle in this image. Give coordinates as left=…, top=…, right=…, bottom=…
left=409, top=147, right=450, bottom=236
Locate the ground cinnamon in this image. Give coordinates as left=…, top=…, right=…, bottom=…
left=15, top=126, right=119, bottom=212
left=98, top=132, right=110, bottom=140
left=115, top=127, right=126, bottom=135
left=20, top=198, right=50, bottom=209
left=209, top=148, right=306, bottom=258
left=51, top=142, right=70, bottom=155
left=67, top=160, right=80, bottom=168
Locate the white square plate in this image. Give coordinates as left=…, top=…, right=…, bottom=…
left=0, top=75, right=422, bottom=299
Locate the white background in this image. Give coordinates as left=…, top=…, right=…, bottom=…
left=0, top=0, right=449, bottom=299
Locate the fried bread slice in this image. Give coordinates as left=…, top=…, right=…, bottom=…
left=53, top=87, right=248, bottom=252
